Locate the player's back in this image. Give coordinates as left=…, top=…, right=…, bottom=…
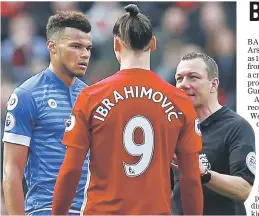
left=82, top=68, right=199, bottom=215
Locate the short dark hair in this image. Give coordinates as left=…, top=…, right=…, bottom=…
left=181, top=52, right=219, bottom=79
left=46, top=11, right=91, bottom=40
left=113, top=4, right=153, bottom=51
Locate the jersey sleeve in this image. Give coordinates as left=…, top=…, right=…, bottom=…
left=62, top=90, right=91, bottom=151
left=175, top=99, right=202, bottom=154
left=227, top=118, right=256, bottom=185
left=2, top=88, right=37, bottom=147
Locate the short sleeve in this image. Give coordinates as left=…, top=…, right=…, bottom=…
left=62, top=90, right=91, bottom=151
left=227, top=118, right=256, bottom=185
left=2, top=88, right=37, bottom=146
left=176, top=100, right=202, bottom=154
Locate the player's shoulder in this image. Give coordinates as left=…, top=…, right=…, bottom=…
left=7, top=70, right=49, bottom=110
left=16, top=68, right=49, bottom=93
left=158, top=78, right=192, bottom=106
left=151, top=76, right=197, bottom=119
left=80, top=73, right=118, bottom=96
left=75, top=78, right=87, bottom=90
left=150, top=72, right=190, bottom=99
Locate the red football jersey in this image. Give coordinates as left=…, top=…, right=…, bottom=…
left=63, top=68, right=202, bottom=215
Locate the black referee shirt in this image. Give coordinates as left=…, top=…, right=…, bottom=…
left=172, top=106, right=255, bottom=215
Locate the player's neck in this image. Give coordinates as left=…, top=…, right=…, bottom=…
left=49, top=63, right=76, bottom=87
left=195, top=100, right=222, bottom=122
left=120, top=51, right=150, bottom=70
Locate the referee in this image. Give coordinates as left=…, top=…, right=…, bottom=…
left=171, top=52, right=256, bottom=215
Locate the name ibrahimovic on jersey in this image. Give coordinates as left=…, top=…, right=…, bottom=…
left=93, top=86, right=182, bottom=122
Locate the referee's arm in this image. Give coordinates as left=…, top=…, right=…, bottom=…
left=203, top=170, right=252, bottom=201
left=203, top=119, right=255, bottom=201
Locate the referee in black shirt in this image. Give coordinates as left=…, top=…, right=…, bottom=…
left=171, top=52, right=256, bottom=215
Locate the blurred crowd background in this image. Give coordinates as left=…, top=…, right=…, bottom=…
left=1, top=1, right=236, bottom=214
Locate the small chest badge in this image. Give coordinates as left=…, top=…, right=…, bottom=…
left=48, top=99, right=57, bottom=108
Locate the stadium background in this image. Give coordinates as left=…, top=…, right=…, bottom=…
left=1, top=1, right=236, bottom=214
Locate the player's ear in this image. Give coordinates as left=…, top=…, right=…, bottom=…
left=210, top=77, right=219, bottom=93
left=114, top=37, right=121, bottom=53
left=47, top=40, right=56, bottom=54
left=114, top=37, right=121, bottom=63
left=150, top=36, right=156, bottom=52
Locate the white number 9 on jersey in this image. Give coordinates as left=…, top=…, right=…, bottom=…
left=123, top=115, right=154, bottom=177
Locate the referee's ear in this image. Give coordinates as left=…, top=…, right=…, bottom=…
left=47, top=40, right=56, bottom=54
left=210, top=77, right=219, bottom=93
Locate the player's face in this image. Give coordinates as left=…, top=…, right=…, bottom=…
left=57, top=27, right=92, bottom=77
left=175, top=58, right=212, bottom=108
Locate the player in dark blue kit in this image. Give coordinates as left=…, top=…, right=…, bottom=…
left=2, top=11, right=92, bottom=215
